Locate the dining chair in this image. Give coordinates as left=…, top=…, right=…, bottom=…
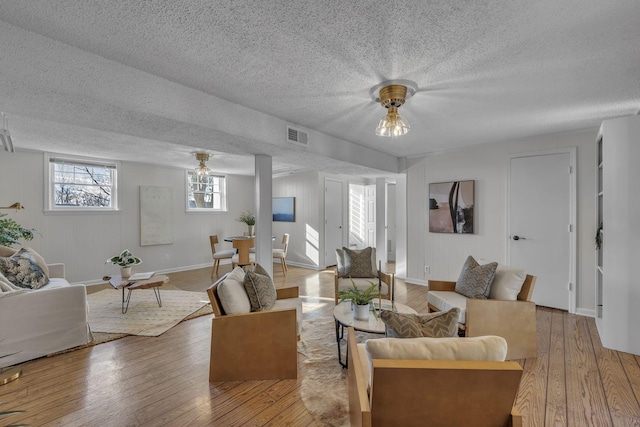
left=232, top=237, right=255, bottom=269
left=273, top=233, right=290, bottom=275
left=210, top=235, right=236, bottom=278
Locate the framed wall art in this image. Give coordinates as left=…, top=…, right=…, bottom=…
left=273, top=197, right=295, bottom=222
left=429, top=180, right=474, bottom=234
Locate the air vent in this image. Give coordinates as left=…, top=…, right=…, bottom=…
left=286, top=125, right=308, bottom=147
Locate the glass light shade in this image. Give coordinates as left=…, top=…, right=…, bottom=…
left=194, top=162, right=211, bottom=176
left=375, top=108, right=410, bottom=137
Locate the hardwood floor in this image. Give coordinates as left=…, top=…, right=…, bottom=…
left=2, top=265, right=640, bottom=426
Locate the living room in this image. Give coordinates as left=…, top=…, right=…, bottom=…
left=2, top=1, right=640, bottom=425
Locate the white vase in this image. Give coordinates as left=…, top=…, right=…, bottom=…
left=354, top=303, right=370, bottom=321
left=120, top=266, right=132, bottom=278
left=247, top=225, right=255, bottom=236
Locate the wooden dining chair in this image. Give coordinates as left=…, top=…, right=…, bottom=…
left=210, top=235, right=236, bottom=278
left=232, top=237, right=255, bottom=269
left=272, top=233, right=290, bottom=275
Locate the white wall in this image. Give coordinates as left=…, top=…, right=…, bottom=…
left=0, top=150, right=254, bottom=283
left=406, top=127, right=597, bottom=313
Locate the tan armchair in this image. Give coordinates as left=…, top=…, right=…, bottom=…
left=428, top=275, right=537, bottom=360
left=333, top=247, right=394, bottom=304
left=347, top=328, right=524, bottom=427
left=206, top=273, right=299, bottom=382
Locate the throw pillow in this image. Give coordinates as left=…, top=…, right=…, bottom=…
left=217, top=276, right=251, bottom=315
left=0, top=248, right=50, bottom=290
left=381, top=308, right=460, bottom=338
left=455, top=255, right=497, bottom=299
left=243, top=263, right=277, bottom=311
left=343, top=247, right=375, bottom=278
left=490, top=266, right=527, bottom=300
left=335, top=248, right=346, bottom=277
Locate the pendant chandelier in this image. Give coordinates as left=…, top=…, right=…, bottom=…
left=371, top=80, right=417, bottom=138
left=194, top=152, right=212, bottom=176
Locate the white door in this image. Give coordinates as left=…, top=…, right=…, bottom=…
left=508, top=151, right=573, bottom=310
left=325, top=179, right=343, bottom=266
left=365, top=185, right=376, bottom=247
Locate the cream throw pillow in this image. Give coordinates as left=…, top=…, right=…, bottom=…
left=217, top=267, right=251, bottom=314
left=478, top=259, right=527, bottom=301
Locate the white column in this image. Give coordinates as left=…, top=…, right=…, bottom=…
left=375, top=177, right=387, bottom=266
left=254, top=155, right=273, bottom=277
left=394, top=174, right=407, bottom=278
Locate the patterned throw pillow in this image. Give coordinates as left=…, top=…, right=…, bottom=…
left=335, top=248, right=346, bottom=277
left=343, top=247, right=375, bottom=278
left=243, top=263, right=277, bottom=311
left=0, top=248, right=50, bottom=290
left=454, top=256, right=497, bottom=299
left=380, top=308, right=460, bottom=338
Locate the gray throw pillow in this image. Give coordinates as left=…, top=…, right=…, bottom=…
left=0, top=248, right=50, bottom=290
left=343, top=247, right=375, bottom=278
left=381, top=308, right=460, bottom=338
left=455, top=255, right=497, bottom=299
left=243, top=263, right=277, bottom=311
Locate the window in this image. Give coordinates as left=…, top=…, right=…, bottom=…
left=187, top=172, right=227, bottom=211
left=46, top=155, right=118, bottom=211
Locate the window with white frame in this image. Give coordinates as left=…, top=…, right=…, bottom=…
left=47, top=155, right=118, bottom=211
left=187, top=172, right=227, bottom=211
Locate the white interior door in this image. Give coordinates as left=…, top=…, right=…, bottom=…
left=325, top=179, right=343, bottom=266
left=508, top=151, right=573, bottom=310
left=365, top=184, right=376, bottom=247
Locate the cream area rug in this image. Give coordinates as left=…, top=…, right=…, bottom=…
left=87, top=288, right=209, bottom=336
left=297, top=312, right=378, bottom=427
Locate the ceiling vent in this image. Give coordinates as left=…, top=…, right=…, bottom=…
left=286, top=125, right=308, bottom=147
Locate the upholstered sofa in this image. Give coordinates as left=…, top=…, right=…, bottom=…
left=348, top=328, right=523, bottom=427
left=427, top=258, right=537, bottom=360
left=207, top=266, right=301, bottom=381
left=0, top=246, right=92, bottom=368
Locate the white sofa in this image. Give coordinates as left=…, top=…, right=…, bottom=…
left=0, top=248, right=92, bottom=368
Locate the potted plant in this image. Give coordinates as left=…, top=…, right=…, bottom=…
left=0, top=213, right=37, bottom=247
left=236, top=210, right=256, bottom=236
left=337, top=281, right=380, bottom=320
left=106, top=249, right=142, bottom=278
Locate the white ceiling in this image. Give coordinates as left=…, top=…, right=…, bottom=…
left=1, top=1, right=639, bottom=176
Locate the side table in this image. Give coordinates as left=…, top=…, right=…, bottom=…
left=108, top=274, right=169, bottom=314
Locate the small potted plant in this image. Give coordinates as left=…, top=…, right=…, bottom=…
left=0, top=213, right=37, bottom=247
left=236, top=210, right=256, bottom=236
left=337, top=281, right=380, bottom=320
left=106, top=249, right=142, bottom=278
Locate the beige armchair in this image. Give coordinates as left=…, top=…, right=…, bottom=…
left=272, top=233, right=289, bottom=275
left=206, top=272, right=299, bottom=382
left=428, top=274, right=537, bottom=360
left=333, top=247, right=394, bottom=304
left=347, top=328, right=524, bottom=427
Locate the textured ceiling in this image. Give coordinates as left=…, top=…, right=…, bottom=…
left=0, top=0, right=639, bottom=176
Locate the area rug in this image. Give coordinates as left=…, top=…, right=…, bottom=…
left=87, top=288, right=210, bottom=336
left=297, top=315, right=378, bottom=427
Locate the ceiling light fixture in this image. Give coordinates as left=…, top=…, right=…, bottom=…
left=194, top=152, right=212, bottom=176
left=1, top=112, right=15, bottom=152
left=370, top=80, right=418, bottom=138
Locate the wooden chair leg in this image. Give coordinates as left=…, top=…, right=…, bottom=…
left=214, top=259, right=221, bottom=277
left=211, top=261, right=217, bottom=279
left=281, top=258, right=287, bottom=275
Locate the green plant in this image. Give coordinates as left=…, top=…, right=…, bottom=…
left=337, top=280, right=380, bottom=305
left=236, top=210, right=256, bottom=226
left=0, top=214, right=36, bottom=248
left=105, top=249, right=142, bottom=267
left=595, top=222, right=603, bottom=250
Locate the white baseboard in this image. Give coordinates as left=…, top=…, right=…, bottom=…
left=576, top=308, right=595, bottom=318
left=286, top=260, right=323, bottom=270
left=405, top=277, right=428, bottom=287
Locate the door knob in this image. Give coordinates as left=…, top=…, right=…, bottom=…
left=512, top=235, right=526, bottom=241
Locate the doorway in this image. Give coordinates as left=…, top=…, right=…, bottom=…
left=507, top=149, right=576, bottom=311
left=325, top=179, right=343, bottom=266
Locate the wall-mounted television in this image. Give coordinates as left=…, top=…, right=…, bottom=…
left=273, top=197, right=295, bottom=222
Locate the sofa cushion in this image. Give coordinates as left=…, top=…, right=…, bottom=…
left=428, top=291, right=467, bottom=324
left=455, top=255, right=497, bottom=299
left=337, top=277, right=389, bottom=296
left=343, top=247, right=376, bottom=278
left=381, top=308, right=460, bottom=338
left=489, top=265, right=527, bottom=301
left=336, top=248, right=347, bottom=277
left=0, top=245, right=16, bottom=257
left=272, top=297, right=303, bottom=336
left=243, top=263, right=277, bottom=311
left=365, top=335, right=508, bottom=363
left=0, top=248, right=50, bottom=290
left=218, top=267, right=251, bottom=315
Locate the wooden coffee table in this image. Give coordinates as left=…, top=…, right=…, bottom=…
left=108, top=274, right=169, bottom=314
left=333, top=300, right=417, bottom=368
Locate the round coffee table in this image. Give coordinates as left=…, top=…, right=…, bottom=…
left=333, top=300, right=417, bottom=368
